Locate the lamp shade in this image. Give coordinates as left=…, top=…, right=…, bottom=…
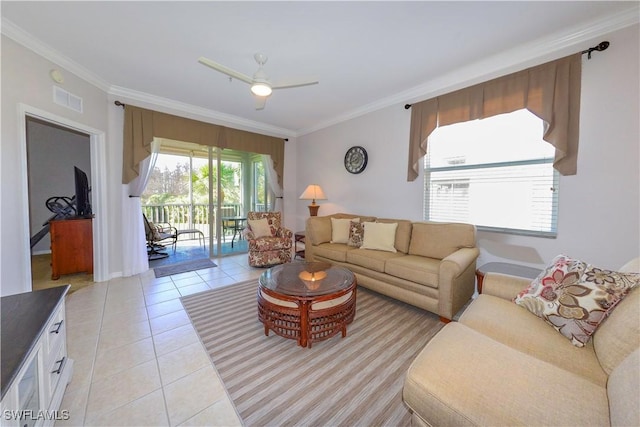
left=300, top=184, right=327, bottom=216
left=299, top=185, right=327, bottom=201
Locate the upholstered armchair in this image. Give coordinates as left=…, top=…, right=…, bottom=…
left=244, top=211, right=293, bottom=267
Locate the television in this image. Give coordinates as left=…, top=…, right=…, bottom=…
left=74, top=166, right=92, bottom=217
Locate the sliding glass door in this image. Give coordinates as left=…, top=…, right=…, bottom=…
left=142, top=140, right=273, bottom=260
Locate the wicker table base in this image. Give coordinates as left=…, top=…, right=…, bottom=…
left=257, top=263, right=357, bottom=348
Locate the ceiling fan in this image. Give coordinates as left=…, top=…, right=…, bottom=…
left=198, top=53, right=319, bottom=110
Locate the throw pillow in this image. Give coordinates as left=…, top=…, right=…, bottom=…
left=148, top=222, right=162, bottom=240
left=360, top=222, right=398, bottom=252
left=331, top=217, right=359, bottom=244
left=248, top=218, right=272, bottom=238
left=514, top=254, right=640, bottom=347
left=347, top=221, right=364, bottom=247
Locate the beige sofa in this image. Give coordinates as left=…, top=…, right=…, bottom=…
left=305, top=213, right=479, bottom=322
left=403, top=258, right=640, bottom=426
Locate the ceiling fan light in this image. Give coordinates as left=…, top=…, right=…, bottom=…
left=251, top=82, right=272, bottom=96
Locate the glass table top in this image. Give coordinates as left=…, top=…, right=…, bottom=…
left=259, top=262, right=354, bottom=297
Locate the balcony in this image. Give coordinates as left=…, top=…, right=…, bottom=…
left=142, top=203, right=267, bottom=260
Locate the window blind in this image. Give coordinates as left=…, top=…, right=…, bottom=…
left=425, top=159, right=559, bottom=236
left=423, top=109, right=559, bottom=237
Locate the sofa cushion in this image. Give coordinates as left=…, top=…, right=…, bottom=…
left=514, top=254, right=640, bottom=347
left=307, top=216, right=332, bottom=244
left=331, top=217, right=359, bottom=244
left=619, top=256, right=640, bottom=273
left=460, top=294, right=608, bottom=386
left=361, top=222, right=398, bottom=252
left=346, top=248, right=404, bottom=273
left=403, top=322, right=610, bottom=427
left=313, top=243, right=355, bottom=263
left=593, top=286, right=640, bottom=375
left=385, top=255, right=440, bottom=288
left=607, top=348, right=640, bottom=427
left=408, top=222, right=476, bottom=260
left=376, top=218, right=412, bottom=253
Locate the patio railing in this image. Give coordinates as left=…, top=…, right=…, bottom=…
left=142, top=203, right=266, bottom=238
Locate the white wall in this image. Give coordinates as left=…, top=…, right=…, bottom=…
left=1, top=36, right=109, bottom=296
left=296, top=24, right=640, bottom=271
left=294, top=104, right=423, bottom=227
left=27, top=120, right=91, bottom=253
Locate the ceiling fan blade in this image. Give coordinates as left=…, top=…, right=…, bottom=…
left=272, top=79, right=319, bottom=90
left=198, top=57, right=253, bottom=84
left=254, top=96, right=267, bottom=110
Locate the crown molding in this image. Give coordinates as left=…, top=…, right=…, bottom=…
left=4, top=5, right=638, bottom=139
left=2, top=17, right=296, bottom=138
left=109, top=86, right=296, bottom=139
left=297, top=5, right=639, bottom=136
left=1, top=18, right=112, bottom=92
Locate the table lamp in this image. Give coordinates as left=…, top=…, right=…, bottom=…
left=299, top=184, right=327, bottom=216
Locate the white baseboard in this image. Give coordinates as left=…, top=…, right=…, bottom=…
left=32, top=249, right=52, bottom=256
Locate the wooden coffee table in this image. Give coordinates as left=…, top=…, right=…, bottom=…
left=257, top=262, right=356, bottom=348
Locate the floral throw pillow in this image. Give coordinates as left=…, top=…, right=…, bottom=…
left=514, top=254, right=640, bottom=347
left=347, top=221, right=364, bottom=247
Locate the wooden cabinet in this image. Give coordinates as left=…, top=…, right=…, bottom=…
left=1, top=286, right=74, bottom=427
left=49, top=217, right=93, bottom=280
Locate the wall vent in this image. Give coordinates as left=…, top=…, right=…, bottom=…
left=53, top=86, right=83, bottom=113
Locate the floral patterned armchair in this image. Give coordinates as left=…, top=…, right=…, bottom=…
left=244, top=211, right=293, bottom=267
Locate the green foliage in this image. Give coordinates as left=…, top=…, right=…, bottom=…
left=143, top=162, right=190, bottom=205
left=255, top=161, right=266, bottom=205
left=142, top=156, right=242, bottom=206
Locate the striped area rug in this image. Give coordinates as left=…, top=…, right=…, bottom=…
left=181, top=279, right=444, bottom=427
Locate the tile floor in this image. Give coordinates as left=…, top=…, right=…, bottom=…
left=57, top=254, right=263, bottom=426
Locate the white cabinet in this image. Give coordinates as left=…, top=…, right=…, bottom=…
left=1, top=286, right=74, bottom=427
left=15, top=350, right=41, bottom=427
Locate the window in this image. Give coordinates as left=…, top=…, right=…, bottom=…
left=424, top=109, right=559, bottom=237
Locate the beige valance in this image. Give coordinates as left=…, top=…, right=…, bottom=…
left=122, top=105, right=285, bottom=186
left=408, top=53, right=582, bottom=181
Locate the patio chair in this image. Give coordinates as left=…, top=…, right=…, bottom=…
left=221, top=205, right=240, bottom=241
left=143, top=214, right=177, bottom=260
left=244, top=211, right=292, bottom=267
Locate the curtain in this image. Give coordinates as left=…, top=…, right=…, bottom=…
left=121, top=140, right=160, bottom=276
left=262, top=154, right=283, bottom=212
left=122, top=105, right=285, bottom=187
left=407, top=53, right=582, bottom=181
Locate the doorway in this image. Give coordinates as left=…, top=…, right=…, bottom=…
left=26, top=117, right=94, bottom=292
left=19, top=104, right=107, bottom=293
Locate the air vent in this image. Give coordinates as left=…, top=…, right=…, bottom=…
left=53, top=86, right=83, bottom=113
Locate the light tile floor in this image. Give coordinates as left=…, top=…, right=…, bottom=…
left=57, top=254, right=263, bottom=426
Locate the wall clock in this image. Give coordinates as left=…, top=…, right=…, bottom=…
left=344, top=146, right=368, bottom=174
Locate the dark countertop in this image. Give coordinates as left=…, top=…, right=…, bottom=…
left=1, top=285, right=69, bottom=400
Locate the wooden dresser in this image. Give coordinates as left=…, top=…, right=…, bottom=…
left=49, top=217, right=93, bottom=280
left=0, top=285, right=74, bottom=426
